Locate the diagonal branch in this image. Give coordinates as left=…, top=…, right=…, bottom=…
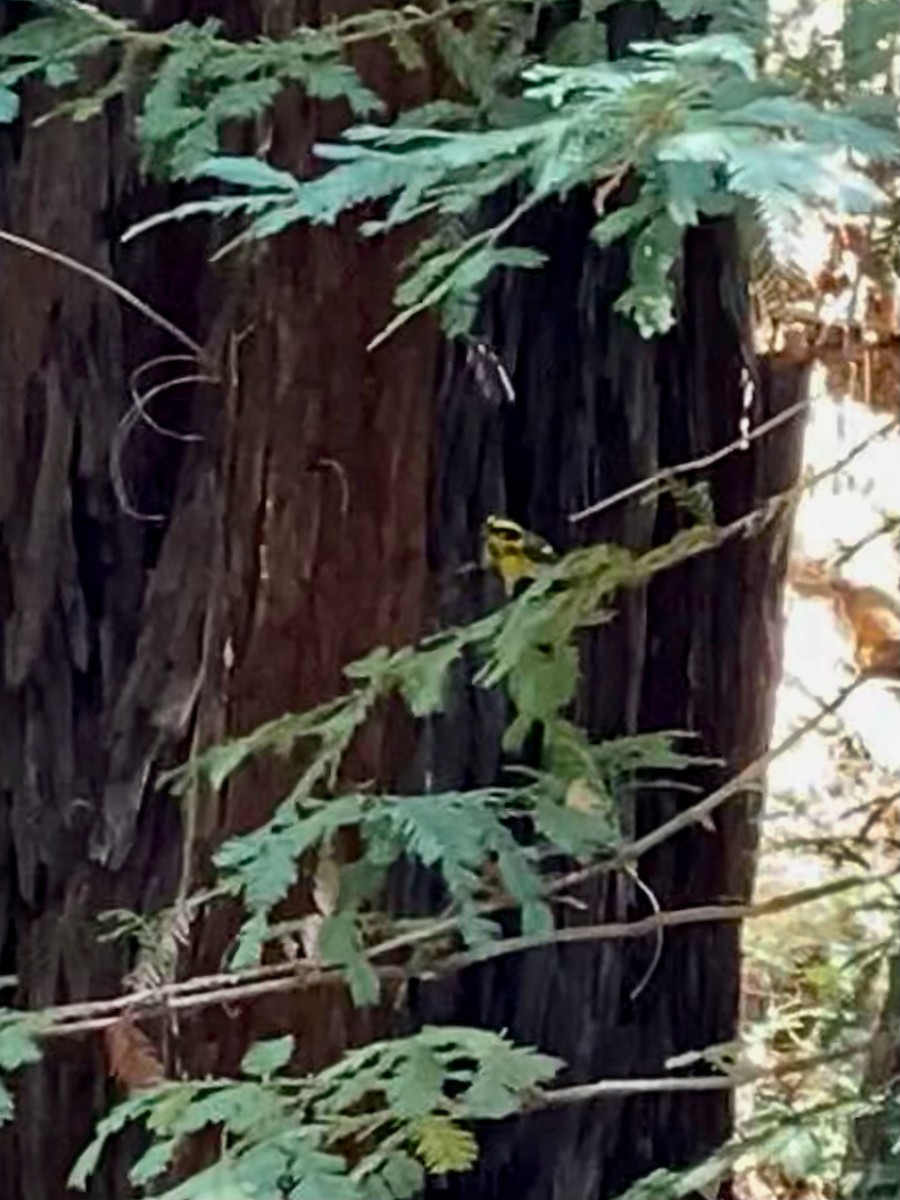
left=535, top=1040, right=874, bottom=1106
left=35, top=839, right=894, bottom=1038
left=569, top=397, right=812, bottom=525
left=432, top=871, right=898, bottom=976
left=363, top=674, right=869, bottom=963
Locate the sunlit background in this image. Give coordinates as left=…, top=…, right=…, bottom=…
left=767, top=384, right=900, bottom=856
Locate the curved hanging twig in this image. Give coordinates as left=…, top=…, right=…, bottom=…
left=626, top=865, right=663, bottom=1001
left=111, top=356, right=219, bottom=522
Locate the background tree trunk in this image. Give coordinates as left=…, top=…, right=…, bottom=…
left=0, top=3, right=806, bottom=1199
left=848, top=952, right=900, bottom=1199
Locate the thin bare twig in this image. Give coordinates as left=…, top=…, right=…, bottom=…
left=32, top=856, right=894, bottom=1039
left=592, top=161, right=632, bottom=216
left=832, top=512, right=900, bottom=570
left=111, top=363, right=216, bottom=522
left=432, top=871, right=897, bottom=977
left=546, top=677, right=868, bottom=901
left=569, top=398, right=812, bottom=525
left=626, top=866, right=663, bottom=1000
left=536, top=1040, right=873, bottom=1107
left=42, top=966, right=409, bottom=1038
left=0, top=230, right=204, bottom=356
left=73, top=0, right=527, bottom=54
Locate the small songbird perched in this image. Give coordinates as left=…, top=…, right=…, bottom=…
left=481, top=514, right=558, bottom=596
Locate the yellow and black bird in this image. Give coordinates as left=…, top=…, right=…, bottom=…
left=481, top=515, right=558, bottom=596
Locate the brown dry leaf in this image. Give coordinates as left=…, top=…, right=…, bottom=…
left=104, top=1015, right=165, bottom=1091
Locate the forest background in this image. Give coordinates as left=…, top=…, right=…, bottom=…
left=0, top=2, right=897, bottom=1199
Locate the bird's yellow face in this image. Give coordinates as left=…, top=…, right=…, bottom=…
left=481, top=515, right=556, bottom=595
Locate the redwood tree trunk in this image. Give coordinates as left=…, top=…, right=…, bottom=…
left=0, top=2, right=437, bottom=1195
left=405, top=190, right=806, bottom=1198
left=848, top=952, right=900, bottom=1198
left=0, top=3, right=805, bottom=1199
left=396, top=8, right=807, bottom=1194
